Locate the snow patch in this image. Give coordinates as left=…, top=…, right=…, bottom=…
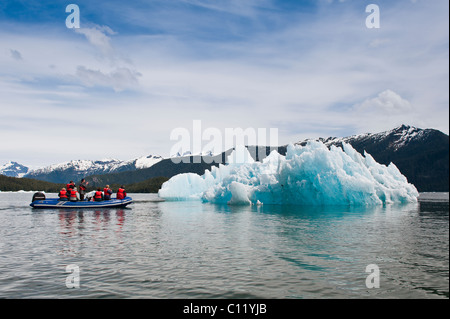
left=134, top=155, right=163, bottom=169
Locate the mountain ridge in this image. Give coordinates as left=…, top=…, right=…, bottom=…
left=292, top=125, right=449, bottom=192
left=2, top=155, right=163, bottom=184
left=0, top=161, right=30, bottom=178
left=2, top=125, right=448, bottom=192
left=83, top=125, right=449, bottom=192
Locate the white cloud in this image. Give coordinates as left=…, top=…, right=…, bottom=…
left=74, top=25, right=117, bottom=59
left=76, top=66, right=141, bottom=92
left=72, top=24, right=140, bottom=91
left=356, top=90, right=412, bottom=114
left=342, top=90, right=420, bottom=136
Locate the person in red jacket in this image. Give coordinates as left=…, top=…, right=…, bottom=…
left=58, top=188, right=69, bottom=201
left=66, top=181, right=75, bottom=191
left=103, top=185, right=113, bottom=200
left=93, top=188, right=104, bottom=202
left=116, top=186, right=127, bottom=200
left=69, top=187, right=80, bottom=202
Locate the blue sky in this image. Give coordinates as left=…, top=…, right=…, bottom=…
left=0, top=0, right=449, bottom=167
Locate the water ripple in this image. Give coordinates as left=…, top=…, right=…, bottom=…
left=0, top=192, right=448, bottom=298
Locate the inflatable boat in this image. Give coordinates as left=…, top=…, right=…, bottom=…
left=30, top=196, right=133, bottom=209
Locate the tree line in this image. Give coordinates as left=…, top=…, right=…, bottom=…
left=0, top=174, right=168, bottom=193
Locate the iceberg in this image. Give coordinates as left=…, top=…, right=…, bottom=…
left=158, top=141, right=419, bottom=205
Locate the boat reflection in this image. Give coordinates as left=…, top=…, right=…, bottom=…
left=58, top=209, right=126, bottom=236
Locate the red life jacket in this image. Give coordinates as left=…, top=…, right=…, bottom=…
left=94, top=191, right=103, bottom=199
left=70, top=190, right=77, bottom=198
left=103, top=188, right=111, bottom=199
left=117, top=188, right=125, bottom=199
left=59, top=190, right=68, bottom=198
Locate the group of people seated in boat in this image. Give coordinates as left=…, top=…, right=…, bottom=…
left=58, top=179, right=127, bottom=202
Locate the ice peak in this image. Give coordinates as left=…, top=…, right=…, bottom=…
left=159, top=141, right=419, bottom=205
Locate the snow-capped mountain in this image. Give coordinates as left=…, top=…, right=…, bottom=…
left=2, top=125, right=448, bottom=192
left=0, top=161, right=30, bottom=178
left=307, top=124, right=435, bottom=152
left=22, top=155, right=163, bottom=184
left=29, top=159, right=129, bottom=175
left=133, top=155, right=164, bottom=169
left=293, top=124, right=448, bottom=192
left=171, top=150, right=216, bottom=157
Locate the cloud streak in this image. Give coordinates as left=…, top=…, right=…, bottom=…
left=76, top=65, right=141, bottom=91
left=75, top=25, right=117, bottom=59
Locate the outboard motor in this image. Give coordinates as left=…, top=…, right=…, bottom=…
left=32, top=192, right=46, bottom=202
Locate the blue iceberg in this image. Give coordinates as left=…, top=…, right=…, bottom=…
left=158, top=141, right=419, bottom=205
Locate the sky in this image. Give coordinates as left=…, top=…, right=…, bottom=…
left=0, top=0, right=448, bottom=168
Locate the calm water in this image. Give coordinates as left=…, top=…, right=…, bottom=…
left=0, top=192, right=448, bottom=299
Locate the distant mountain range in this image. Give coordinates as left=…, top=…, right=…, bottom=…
left=1, top=125, right=448, bottom=192
left=0, top=161, right=30, bottom=178
left=79, top=125, right=450, bottom=192
left=1, top=155, right=162, bottom=185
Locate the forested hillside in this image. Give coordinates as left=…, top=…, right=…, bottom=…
left=0, top=175, right=63, bottom=192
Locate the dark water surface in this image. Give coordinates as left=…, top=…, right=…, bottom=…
left=0, top=192, right=448, bottom=298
